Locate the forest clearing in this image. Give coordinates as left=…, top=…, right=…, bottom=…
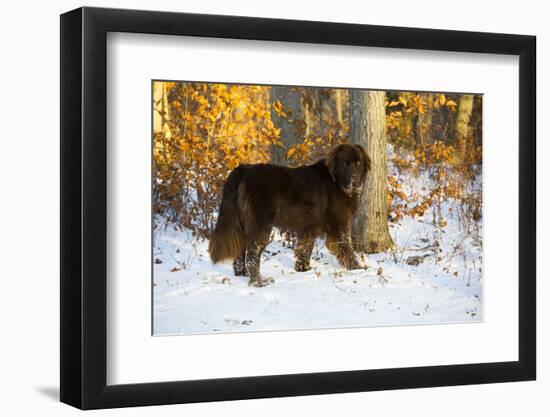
left=152, top=81, right=483, bottom=335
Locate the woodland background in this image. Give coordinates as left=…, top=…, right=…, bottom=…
left=152, top=81, right=484, bottom=335
left=153, top=81, right=482, bottom=253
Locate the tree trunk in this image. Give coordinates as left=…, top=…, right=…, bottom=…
left=416, top=93, right=432, bottom=150
left=350, top=90, right=394, bottom=253
left=472, top=95, right=483, bottom=147
left=152, top=81, right=171, bottom=138
left=270, top=86, right=303, bottom=165
left=304, top=101, right=312, bottom=137
left=334, top=89, right=344, bottom=126
left=423, top=94, right=433, bottom=144
left=454, top=94, right=474, bottom=161
left=413, top=113, right=424, bottom=150
left=400, top=92, right=414, bottom=144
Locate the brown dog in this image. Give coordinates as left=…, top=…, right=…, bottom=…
left=208, top=143, right=370, bottom=287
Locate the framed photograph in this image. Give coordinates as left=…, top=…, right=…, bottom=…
left=60, top=6, right=536, bottom=409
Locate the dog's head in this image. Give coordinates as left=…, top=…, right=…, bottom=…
left=325, top=143, right=371, bottom=195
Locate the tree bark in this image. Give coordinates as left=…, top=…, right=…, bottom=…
left=422, top=93, right=433, bottom=144
left=304, top=101, right=312, bottom=137
left=334, top=89, right=344, bottom=126
left=416, top=93, right=432, bottom=150
left=152, top=81, right=171, bottom=138
left=454, top=94, right=474, bottom=160
left=270, top=86, right=303, bottom=165
left=350, top=90, right=394, bottom=253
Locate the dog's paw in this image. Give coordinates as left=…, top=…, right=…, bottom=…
left=294, top=263, right=312, bottom=272
left=248, top=277, right=275, bottom=287
left=345, top=260, right=364, bottom=271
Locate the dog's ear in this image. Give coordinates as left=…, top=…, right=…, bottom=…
left=353, top=144, right=371, bottom=173
left=324, top=145, right=342, bottom=180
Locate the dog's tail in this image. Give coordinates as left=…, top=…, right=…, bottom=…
left=208, top=168, right=246, bottom=264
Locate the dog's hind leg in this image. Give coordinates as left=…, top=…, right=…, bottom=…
left=245, top=232, right=274, bottom=287
left=294, top=237, right=314, bottom=272
left=233, top=250, right=247, bottom=276
left=240, top=194, right=276, bottom=286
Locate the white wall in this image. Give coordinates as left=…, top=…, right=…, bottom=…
left=0, top=0, right=545, bottom=415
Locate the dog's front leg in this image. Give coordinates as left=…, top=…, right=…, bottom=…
left=327, top=229, right=361, bottom=270
left=294, top=238, right=314, bottom=272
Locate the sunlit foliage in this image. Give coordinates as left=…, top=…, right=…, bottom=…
left=153, top=82, right=482, bottom=240
left=153, top=82, right=280, bottom=237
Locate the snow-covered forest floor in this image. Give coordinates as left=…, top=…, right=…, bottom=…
left=153, top=169, right=483, bottom=336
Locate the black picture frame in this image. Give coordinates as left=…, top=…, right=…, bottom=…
left=60, top=6, right=536, bottom=410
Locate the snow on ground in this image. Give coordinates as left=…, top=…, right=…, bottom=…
left=153, top=191, right=483, bottom=336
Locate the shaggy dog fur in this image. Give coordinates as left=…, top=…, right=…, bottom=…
left=208, top=143, right=371, bottom=287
